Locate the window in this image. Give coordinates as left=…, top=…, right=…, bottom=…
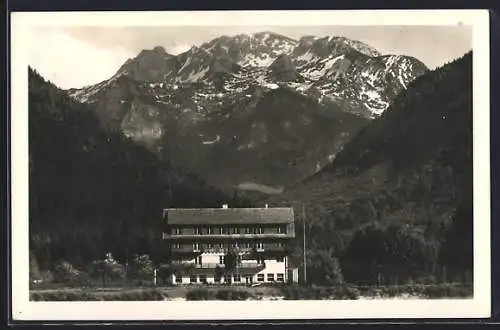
left=190, top=275, right=197, bottom=283
left=195, top=256, right=202, bottom=265
left=256, top=242, right=264, bottom=250
left=276, top=242, right=284, bottom=248
left=219, top=256, right=224, bottom=264
left=257, top=274, right=264, bottom=282
left=219, top=227, right=224, bottom=235
left=232, top=242, right=239, bottom=249
left=193, top=243, right=200, bottom=251
left=199, top=274, right=207, bottom=283
left=256, top=226, right=263, bottom=234
left=172, top=243, right=181, bottom=249
left=173, top=227, right=182, bottom=235
left=267, top=273, right=274, bottom=282
left=277, top=226, right=286, bottom=234
left=207, top=227, right=213, bottom=235
left=195, top=227, right=202, bottom=235
left=219, top=243, right=224, bottom=248
left=277, top=273, right=284, bottom=282
left=257, top=257, right=265, bottom=264
left=232, top=227, right=240, bottom=234
left=276, top=257, right=284, bottom=263
left=244, top=227, right=251, bottom=234
left=245, top=242, right=252, bottom=248
left=175, top=274, right=182, bottom=283
left=233, top=274, right=241, bottom=282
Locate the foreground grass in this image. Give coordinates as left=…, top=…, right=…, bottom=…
left=30, top=288, right=167, bottom=301
left=30, top=283, right=472, bottom=301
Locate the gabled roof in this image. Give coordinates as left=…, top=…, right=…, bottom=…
left=164, top=207, right=294, bottom=225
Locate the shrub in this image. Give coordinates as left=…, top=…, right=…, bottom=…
left=343, top=286, right=361, bottom=300
left=30, top=292, right=42, bottom=301
left=215, top=289, right=251, bottom=300
left=129, top=254, right=155, bottom=280
left=88, top=253, right=126, bottom=285
left=281, top=285, right=359, bottom=300
left=421, top=284, right=471, bottom=299
left=52, top=261, right=88, bottom=285
left=282, top=286, right=301, bottom=300
left=30, top=289, right=166, bottom=301
left=186, top=288, right=214, bottom=300
left=414, top=274, right=437, bottom=285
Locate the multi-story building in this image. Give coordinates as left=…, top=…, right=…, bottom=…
left=162, top=204, right=296, bottom=285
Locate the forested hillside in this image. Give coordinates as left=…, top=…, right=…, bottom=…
left=270, top=52, right=473, bottom=286
left=28, top=68, right=249, bottom=274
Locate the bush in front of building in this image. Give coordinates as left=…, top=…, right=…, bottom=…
left=87, top=253, right=126, bottom=286
left=52, top=261, right=90, bottom=285
left=420, top=283, right=472, bottom=299
left=30, top=289, right=166, bottom=301
left=215, top=289, right=251, bottom=300
left=185, top=288, right=256, bottom=300
left=356, top=283, right=472, bottom=299
left=128, top=254, right=155, bottom=280
left=185, top=288, right=215, bottom=300
left=281, top=285, right=360, bottom=300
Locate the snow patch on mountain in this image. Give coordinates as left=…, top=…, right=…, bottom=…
left=202, top=135, right=221, bottom=145
left=237, top=182, right=284, bottom=194
left=68, top=32, right=428, bottom=120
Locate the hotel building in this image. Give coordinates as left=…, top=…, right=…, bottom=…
left=162, top=204, right=296, bottom=285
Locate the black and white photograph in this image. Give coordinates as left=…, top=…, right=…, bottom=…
left=10, top=10, right=491, bottom=320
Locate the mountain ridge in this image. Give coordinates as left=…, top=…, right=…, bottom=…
left=65, top=31, right=428, bottom=193
left=68, top=32, right=427, bottom=119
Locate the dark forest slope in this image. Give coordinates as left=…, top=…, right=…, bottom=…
left=28, top=69, right=247, bottom=271
left=269, top=52, right=473, bottom=285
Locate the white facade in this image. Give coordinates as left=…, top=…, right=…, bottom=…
left=172, top=251, right=288, bottom=285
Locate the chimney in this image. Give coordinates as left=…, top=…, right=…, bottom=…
left=265, top=204, right=268, bottom=209
left=222, top=204, right=229, bottom=209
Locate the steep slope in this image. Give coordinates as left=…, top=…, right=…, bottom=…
left=66, top=31, right=428, bottom=193
left=116, top=46, right=180, bottom=82
left=187, top=88, right=369, bottom=190
left=29, top=68, right=248, bottom=270
left=269, top=51, right=473, bottom=284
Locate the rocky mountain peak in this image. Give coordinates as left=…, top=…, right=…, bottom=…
left=70, top=30, right=429, bottom=125
left=116, top=45, right=178, bottom=82
left=252, top=31, right=297, bottom=43
left=269, top=54, right=298, bottom=82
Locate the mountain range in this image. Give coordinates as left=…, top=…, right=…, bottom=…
left=67, top=32, right=428, bottom=193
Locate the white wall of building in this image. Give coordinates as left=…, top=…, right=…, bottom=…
left=171, top=252, right=288, bottom=285
left=252, top=257, right=287, bottom=283
left=181, top=252, right=224, bottom=265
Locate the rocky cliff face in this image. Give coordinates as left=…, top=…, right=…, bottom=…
left=67, top=31, right=428, bottom=193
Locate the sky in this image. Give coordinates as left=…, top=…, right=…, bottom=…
left=27, top=25, right=472, bottom=90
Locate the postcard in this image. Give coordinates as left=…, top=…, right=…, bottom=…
left=10, top=9, right=490, bottom=321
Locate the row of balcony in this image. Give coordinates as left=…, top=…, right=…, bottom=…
left=162, top=233, right=294, bottom=239
left=176, top=262, right=266, bottom=269
left=167, top=225, right=289, bottom=236
left=169, top=243, right=287, bottom=253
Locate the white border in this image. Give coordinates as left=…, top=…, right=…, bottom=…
left=10, top=10, right=491, bottom=321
